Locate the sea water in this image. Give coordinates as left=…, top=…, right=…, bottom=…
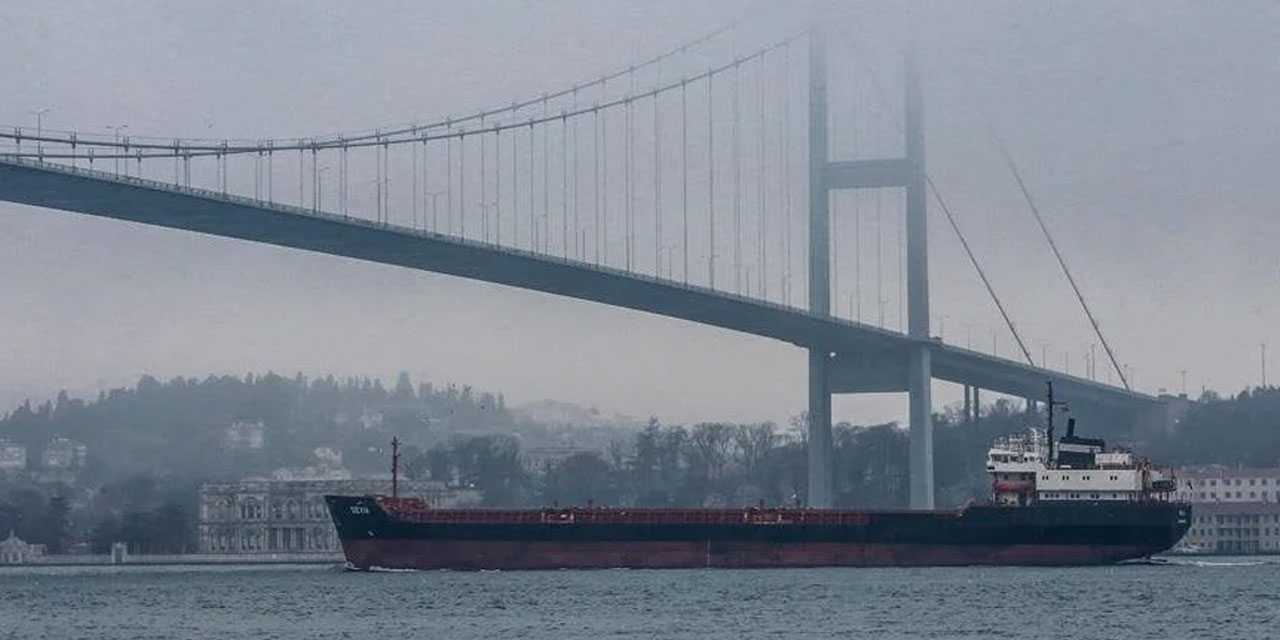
left=0, top=558, right=1274, bottom=639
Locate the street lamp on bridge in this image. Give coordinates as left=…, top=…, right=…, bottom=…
left=29, top=108, right=51, bottom=161
left=104, top=124, right=128, bottom=175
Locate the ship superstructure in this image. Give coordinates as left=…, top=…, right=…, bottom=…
left=988, top=386, right=1178, bottom=507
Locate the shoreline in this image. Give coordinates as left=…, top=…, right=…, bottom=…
left=1, top=552, right=343, bottom=568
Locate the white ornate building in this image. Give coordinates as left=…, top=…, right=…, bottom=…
left=197, top=478, right=479, bottom=554
left=0, top=531, right=41, bottom=565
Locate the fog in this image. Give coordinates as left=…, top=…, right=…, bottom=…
left=1, top=0, right=1277, bottom=426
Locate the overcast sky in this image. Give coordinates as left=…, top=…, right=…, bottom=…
left=2, top=1, right=1278, bottom=427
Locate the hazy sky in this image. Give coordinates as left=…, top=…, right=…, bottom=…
left=2, top=1, right=1278, bottom=427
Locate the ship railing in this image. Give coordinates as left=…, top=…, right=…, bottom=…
left=372, top=503, right=968, bottom=525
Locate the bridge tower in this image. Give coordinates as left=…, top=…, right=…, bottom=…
left=807, top=29, right=933, bottom=509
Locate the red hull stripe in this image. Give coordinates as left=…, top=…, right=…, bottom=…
left=340, top=539, right=1154, bottom=570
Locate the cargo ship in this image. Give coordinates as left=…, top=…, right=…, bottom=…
left=326, top=388, right=1189, bottom=570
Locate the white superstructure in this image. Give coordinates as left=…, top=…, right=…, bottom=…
left=987, top=426, right=1176, bottom=506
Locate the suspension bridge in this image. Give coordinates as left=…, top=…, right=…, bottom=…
left=0, top=24, right=1176, bottom=509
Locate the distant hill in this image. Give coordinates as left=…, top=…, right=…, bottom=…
left=0, top=372, right=523, bottom=484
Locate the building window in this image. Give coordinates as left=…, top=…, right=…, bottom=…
left=1250, top=479, right=1256, bottom=486
left=1209, top=479, right=1217, bottom=487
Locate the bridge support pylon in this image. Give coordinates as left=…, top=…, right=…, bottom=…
left=903, top=50, right=934, bottom=509
left=807, top=28, right=934, bottom=509
left=806, top=27, right=834, bottom=508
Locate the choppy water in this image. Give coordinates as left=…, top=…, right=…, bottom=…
left=1, top=558, right=1276, bottom=639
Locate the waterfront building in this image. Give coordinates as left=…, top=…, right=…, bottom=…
left=197, top=478, right=480, bottom=554
left=0, top=531, right=42, bottom=565
left=1179, top=503, right=1280, bottom=553
left=1174, top=467, right=1280, bottom=504
left=1174, top=466, right=1280, bottom=553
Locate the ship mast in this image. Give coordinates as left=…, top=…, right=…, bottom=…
left=391, top=436, right=400, bottom=498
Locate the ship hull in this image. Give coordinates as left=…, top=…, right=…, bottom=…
left=326, top=496, right=1190, bottom=571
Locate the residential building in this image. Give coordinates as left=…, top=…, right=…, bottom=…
left=224, top=421, right=265, bottom=450
left=520, top=446, right=603, bottom=474
left=0, top=440, right=26, bottom=472
left=41, top=438, right=87, bottom=469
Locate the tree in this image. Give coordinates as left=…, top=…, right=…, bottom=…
left=734, top=423, right=776, bottom=478
left=540, top=452, right=618, bottom=506
left=393, top=372, right=415, bottom=401
left=450, top=435, right=528, bottom=506
left=40, top=494, right=70, bottom=554
left=690, top=423, right=734, bottom=481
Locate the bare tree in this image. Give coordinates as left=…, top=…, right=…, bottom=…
left=691, top=422, right=734, bottom=480
left=733, top=422, right=776, bottom=477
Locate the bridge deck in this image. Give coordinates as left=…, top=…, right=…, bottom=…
left=0, top=158, right=1157, bottom=410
